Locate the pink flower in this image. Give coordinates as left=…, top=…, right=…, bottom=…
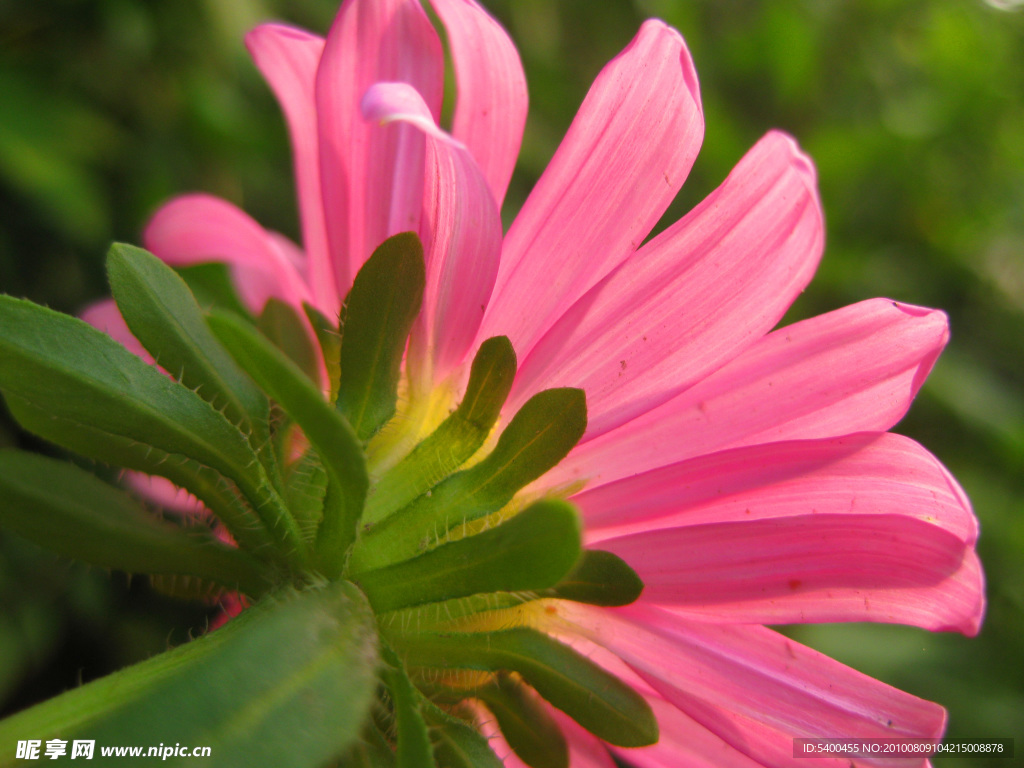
left=87, top=0, right=984, bottom=765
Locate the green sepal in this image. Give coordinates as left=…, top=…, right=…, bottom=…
left=476, top=674, right=568, bottom=768
left=304, top=302, right=342, bottom=401
left=208, top=311, right=368, bottom=578
left=106, top=242, right=270, bottom=440
left=380, top=643, right=436, bottom=768
left=365, top=336, right=516, bottom=525
left=0, top=581, right=380, bottom=768
left=352, top=388, right=586, bottom=572
left=387, top=593, right=531, bottom=635
left=149, top=573, right=227, bottom=602
left=397, top=627, right=657, bottom=748
left=336, top=232, right=426, bottom=442
left=542, top=550, right=644, bottom=607
left=0, top=397, right=275, bottom=557
left=176, top=261, right=252, bottom=319
left=259, top=297, right=321, bottom=385
left=0, top=295, right=298, bottom=561
left=0, top=450, right=272, bottom=596
left=420, top=700, right=504, bottom=768
left=355, top=500, right=581, bottom=613
left=283, top=447, right=329, bottom=544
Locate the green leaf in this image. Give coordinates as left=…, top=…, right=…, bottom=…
left=337, top=723, right=396, bottom=767
left=336, top=232, right=425, bottom=442
left=259, top=298, right=321, bottom=385
left=0, top=295, right=301, bottom=562
left=380, top=644, right=435, bottom=768
left=0, top=450, right=272, bottom=596
left=107, top=242, right=270, bottom=438
left=355, top=500, right=581, bottom=613
left=351, top=388, right=586, bottom=572
left=365, top=336, right=517, bottom=525
left=476, top=674, right=568, bottom=768
left=209, top=311, right=368, bottom=578
left=421, top=700, right=503, bottom=768
left=304, top=302, right=342, bottom=401
left=0, top=397, right=274, bottom=557
left=543, top=550, right=644, bottom=607
left=0, top=581, right=380, bottom=768
left=398, top=627, right=656, bottom=748
left=176, top=262, right=252, bottom=320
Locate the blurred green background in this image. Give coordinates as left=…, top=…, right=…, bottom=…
left=0, top=0, right=1021, bottom=764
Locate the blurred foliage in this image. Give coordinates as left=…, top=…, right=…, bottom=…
left=0, top=0, right=1021, bottom=764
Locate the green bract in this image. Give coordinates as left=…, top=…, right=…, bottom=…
left=0, top=234, right=651, bottom=768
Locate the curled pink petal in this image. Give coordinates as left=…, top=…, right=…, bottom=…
left=246, top=24, right=338, bottom=312
left=558, top=603, right=946, bottom=768
left=508, top=130, right=823, bottom=438
left=576, top=432, right=978, bottom=546
left=316, top=0, right=444, bottom=293
left=143, top=193, right=312, bottom=312
left=478, top=19, right=704, bottom=360
left=545, top=298, right=950, bottom=491
left=362, top=82, right=501, bottom=385
left=598, top=514, right=984, bottom=633
left=428, top=0, right=527, bottom=206
left=361, top=81, right=449, bottom=139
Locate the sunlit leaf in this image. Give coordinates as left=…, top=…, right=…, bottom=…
left=355, top=500, right=581, bottom=612
left=352, top=388, right=585, bottom=572
left=364, top=336, right=516, bottom=525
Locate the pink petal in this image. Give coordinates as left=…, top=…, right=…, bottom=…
left=315, top=0, right=444, bottom=294
left=267, top=231, right=310, bottom=275
left=123, top=472, right=204, bottom=516
left=543, top=298, right=949, bottom=491
left=576, top=433, right=978, bottom=546
left=143, top=193, right=312, bottom=312
left=477, top=19, right=704, bottom=360
left=598, top=514, right=983, bottom=634
left=558, top=603, right=946, bottom=768
left=616, top=696, right=766, bottom=768
left=80, top=298, right=153, bottom=364
left=362, top=83, right=502, bottom=385
left=483, top=723, right=528, bottom=768
left=427, top=0, right=527, bottom=206
left=557, top=712, right=619, bottom=768
left=508, top=131, right=823, bottom=438
left=246, top=24, right=339, bottom=313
